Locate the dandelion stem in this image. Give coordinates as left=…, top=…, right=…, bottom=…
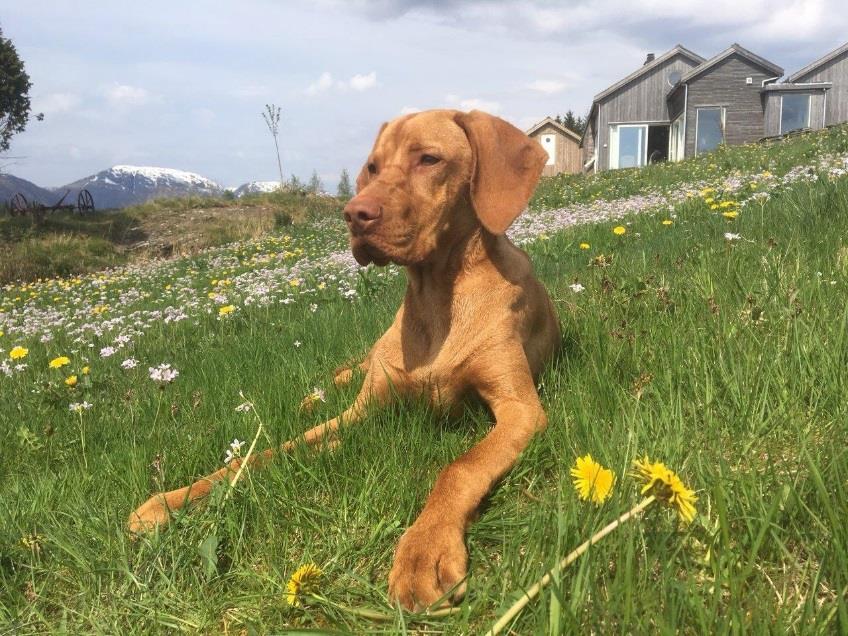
left=485, top=495, right=656, bottom=636
left=225, top=399, right=264, bottom=501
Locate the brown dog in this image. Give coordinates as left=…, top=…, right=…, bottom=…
left=128, top=109, right=560, bottom=611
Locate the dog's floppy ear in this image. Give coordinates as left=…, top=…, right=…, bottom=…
left=454, top=110, right=548, bottom=235
left=355, top=122, right=389, bottom=193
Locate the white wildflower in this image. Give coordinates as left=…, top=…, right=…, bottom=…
left=149, top=363, right=179, bottom=384
left=569, top=283, right=586, bottom=293
left=121, top=358, right=138, bottom=370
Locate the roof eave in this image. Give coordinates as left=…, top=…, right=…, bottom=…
left=786, top=41, right=848, bottom=82
left=591, top=44, right=705, bottom=103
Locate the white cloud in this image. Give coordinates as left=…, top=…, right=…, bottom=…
left=445, top=94, right=501, bottom=113
left=400, top=105, right=421, bottom=114
left=36, top=92, right=81, bottom=115
left=305, top=71, right=378, bottom=95
left=348, top=71, right=377, bottom=91
left=526, top=79, right=568, bottom=94
left=104, top=83, right=153, bottom=107
left=306, top=72, right=335, bottom=95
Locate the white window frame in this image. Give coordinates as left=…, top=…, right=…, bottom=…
left=695, top=106, right=726, bottom=156
left=779, top=93, right=812, bottom=135
left=669, top=115, right=685, bottom=162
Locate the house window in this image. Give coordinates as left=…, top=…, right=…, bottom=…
left=695, top=107, right=724, bottom=155
left=780, top=94, right=811, bottom=134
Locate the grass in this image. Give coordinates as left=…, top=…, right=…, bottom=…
left=1, top=127, right=848, bottom=633
left=0, top=190, right=343, bottom=284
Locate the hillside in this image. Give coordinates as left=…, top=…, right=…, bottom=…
left=1, top=125, right=848, bottom=633
left=0, top=189, right=342, bottom=283
left=0, top=173, right=56, bottom=206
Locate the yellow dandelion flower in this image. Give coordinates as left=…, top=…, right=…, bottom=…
left=710, top=204, right=719, bottom=210
left=571, top=455, right=615, bottom=504
left=632, top=457, right=698, bottom=523
left=579, top=242, right=591, bottom=250
left=49, top=356, right=71, bottom=369
left=289, top=279, right=301, bottom=287
left=218, top=304, right=236, bottom=316
left=81, top=366, right=90, bottom=375
left=722, top=211, right=738, bottom=219
left=613, top=226, right=626, bottom=236
left=65, top=375, right=78, bottom=387
left=719, top=201, right=734, bottom=208
left=704, top=197, right=715, bottom=204
left=662, top=219, right=673, bottom=226
left=0, top=330, right=4, bottom=337
left=9, top=346, right=28, bottom=360
left=285, top=563, right=322, bottom=607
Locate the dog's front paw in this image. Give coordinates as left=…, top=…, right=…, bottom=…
left=388, top=518, right=468, bottom=611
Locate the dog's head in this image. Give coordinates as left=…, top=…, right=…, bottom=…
left=343, top=109, right=548, bottom=266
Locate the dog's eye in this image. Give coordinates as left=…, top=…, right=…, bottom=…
left=420, top=154, right=441, bottom=166
left=367, top=162, right=377, bottom=175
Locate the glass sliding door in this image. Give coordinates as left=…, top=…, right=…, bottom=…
left=695, top=107, right=724, bottom=155
left=610, top=125, right=646, bottom=169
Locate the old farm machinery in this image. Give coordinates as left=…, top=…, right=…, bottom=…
left=8, top=189, right=95, bottom=219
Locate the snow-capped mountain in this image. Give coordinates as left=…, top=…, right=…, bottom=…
left=229, top=180, right=283, bottom=198
left=61, top=165, right=224, bottom=209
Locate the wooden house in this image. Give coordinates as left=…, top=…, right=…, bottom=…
left=525, top=117, right=582, bottom=176
left=764, top=41, right=848, bottom=136
left=580, top=41, right=848, bottom=171
left=667, top=44, right=783, bottom=158
left=580, top=45, right=705, bottom=172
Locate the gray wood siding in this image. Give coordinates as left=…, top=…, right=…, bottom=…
left=529, top=124, right=582, bottom=175
left=684, top=54, right=775, bottom=157
left=792, top=49, right=848, bottom=126
left=763, top=91, right=827, bottom=136
left=597, top=55, right=701, bottom=170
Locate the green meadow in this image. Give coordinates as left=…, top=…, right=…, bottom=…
left=2, top=127, right=848, bottom=633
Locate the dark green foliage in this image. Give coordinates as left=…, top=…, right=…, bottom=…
left=555, top=110, right=586, bottom=135
left=0, top=27, right=36, bottom=153
left=337, top=168, right=353, bottom=199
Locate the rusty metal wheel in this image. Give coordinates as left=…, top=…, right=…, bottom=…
left=77, top=189, right=95, bottom=214
left=10, top=192, right=28, bottom=217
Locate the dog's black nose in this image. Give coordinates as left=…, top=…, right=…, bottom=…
left=343, top=196, right=382, bottom=232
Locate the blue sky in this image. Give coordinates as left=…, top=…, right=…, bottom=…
left=2, top=0, right=847, bottom=190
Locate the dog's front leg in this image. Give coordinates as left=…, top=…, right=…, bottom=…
left=388, top=359, right=547, bottom=611
left=127, top=369, right=393, bottom=535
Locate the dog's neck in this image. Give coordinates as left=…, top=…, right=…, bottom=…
left=403, top=226, right=510, bottom=321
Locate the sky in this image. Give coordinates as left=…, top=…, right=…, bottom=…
left=2, top=0, right=847, bottom=190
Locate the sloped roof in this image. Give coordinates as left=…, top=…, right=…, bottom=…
left=786, top=41, right=848, bottom=83
left=525, top=117, right=581, bottom=142
left=681, top=43, right=783, bottom=83
left=592, top=45, right=705, bottom=102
